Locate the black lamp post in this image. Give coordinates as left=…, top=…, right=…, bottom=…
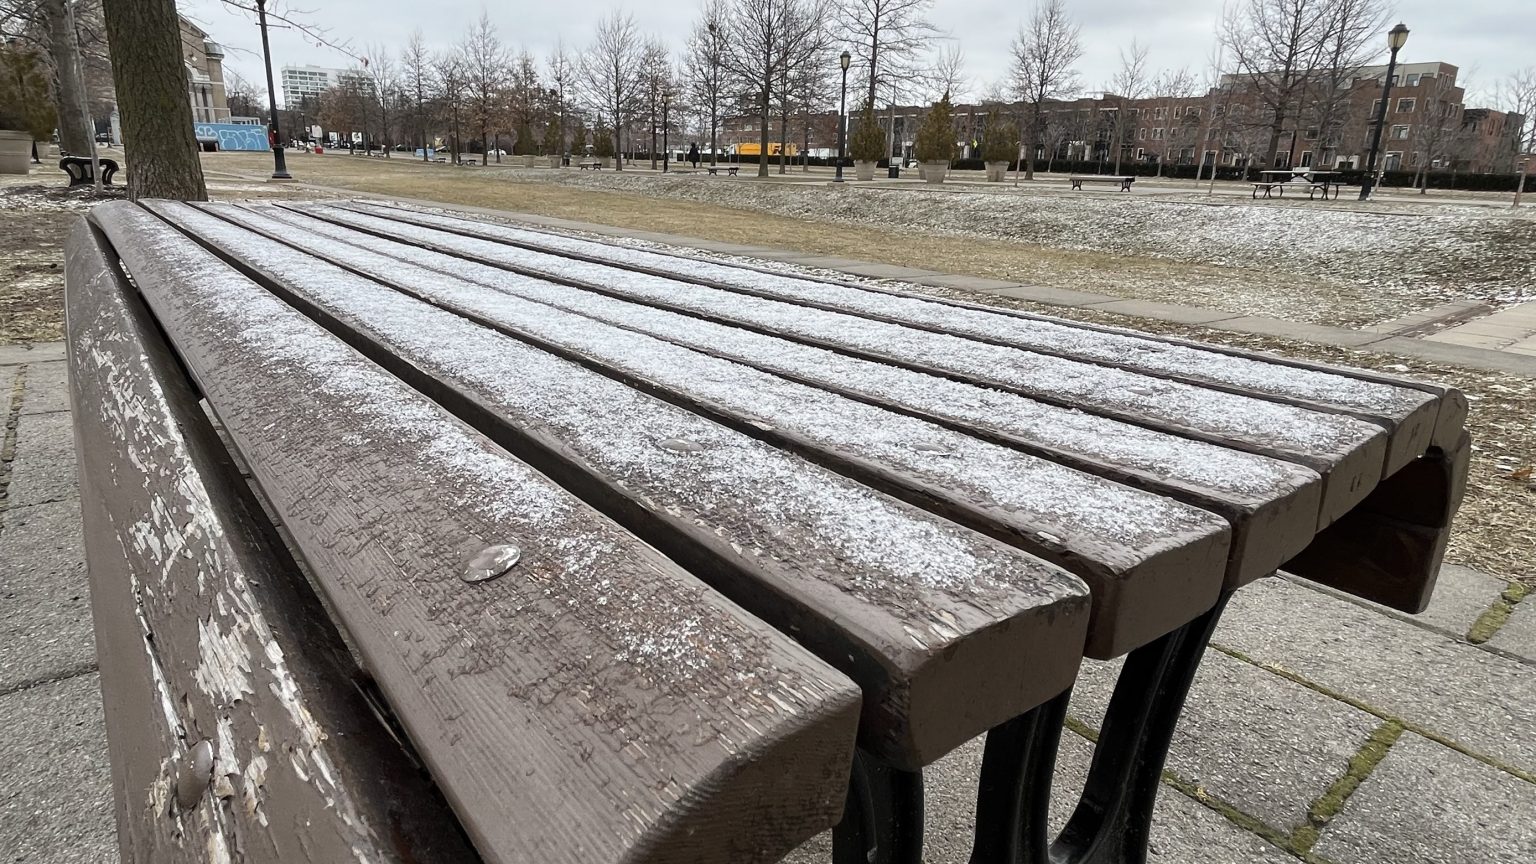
left=662, top=88, right=671, bottom=173
left=254, top=0, right=291, bottom=179
left=835, top=50, right=851, bottom=182
left=1359, top=22, right=1409, bottom=200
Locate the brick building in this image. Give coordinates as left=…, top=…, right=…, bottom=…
left=179, top=17, right=229, bottom=125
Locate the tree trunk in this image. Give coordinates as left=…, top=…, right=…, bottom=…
left=778, top=113, right=787, bottom=175
left=101, top=0, right=207, bottom=200
left=757, top=87, right=770, bottom=178
left=1025, top=103, right=1040, bottom=181
left=46, top=0, right=95, bottom=157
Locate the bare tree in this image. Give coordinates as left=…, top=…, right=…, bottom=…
left=1108, top=38, right=1148, bottom=174
left=546, top=40, right=574, bottom=156
left=926, top=41, right=967, bottom=103
left=1151, top=66, right=1196, bottom=175
left=838, top=0, right=936, bottom=110
left=640, top=38, right=670, bottom=168
left=364, top=43, right=398, bottom=157
left=401, top=29, right=433, bottom=160
left=433, top=52, right=468, bottom=164
left=1409, top=74, right=1470, bottom=192
left=686, top=0, right=729, bottom=166
left=462, top=10, right=506, bottom=165
left=1303, top=0, right=1387, bottom=170
left=1497, top=66, right=1536, bottom=162
left=721, top=0, right=825, bottom=178
left=580, top=10, right=642, bottom=169
left=1010, top=0, right=1082, bottom=180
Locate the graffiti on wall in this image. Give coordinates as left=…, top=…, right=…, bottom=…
left=194, top=123, right=269, bottom=152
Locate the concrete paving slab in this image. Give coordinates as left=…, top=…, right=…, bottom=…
left=19, top=361, right=70, bottom=416
left=1204, top=316, right=1384, bottom=347
left=0, top=673, right=117, bottom=864
left=1085, top=299, right=1242, bottom=326
left=1488, top=598, right=1536, bottom=662
left=1367, top=336, right=1536, bottom=376
left=1287, top=565, right=1510, bottom=638
left=986, top=285, right=1119, bottom=306
left=0, top=499, right=95, bottom=691
left=910, top=274, right=1028, bottom=293
left=1314, top=733, right=1536, bottom=864
left=1214, top=577, right=1536, bottom=778
left=832, top=262, right=945, bottom=280
left=1425, top=332, right=1516, bottom=350
left=0, top=342, right=66, bottom=366
left=5, top=410, right=78, bottom=507
left=1066, top=649, right=1379, bottom=832
left=3, top=364, right=16, bottom=401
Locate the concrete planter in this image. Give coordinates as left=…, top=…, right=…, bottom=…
left=917, top=162, right=927, bottom=181
left=985, top=161, right=1008, bottom=182
left=548, top=154, right=563, bottom=168
left=600, top=156, right=614, bottom=168
left=0, top=130, right=32, bottom=175
left=855, top=160, right=875, bottom=181
left=923, top=161, right=949, bottom=184
left=522, top=154, right=537, bottom=168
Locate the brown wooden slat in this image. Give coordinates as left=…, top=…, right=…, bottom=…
left=293, top=202, right=1389, bottom=527
left=90, top=201, right=863, bottom=864
left=153, top=200, right=1101, bottom=756
left=349, top=200, right=1447, bottom=474
left=247, top=201, right=1325, bottom=589
left=64, top=218, right=477, bottom=864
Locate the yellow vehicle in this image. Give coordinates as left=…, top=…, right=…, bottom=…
left=733, top=142, right=799, bottom=157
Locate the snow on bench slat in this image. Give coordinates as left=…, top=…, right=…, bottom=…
left=254, top=203, right=1320, bottom=585
left=165, top=200, right=1098, bottom=757
left=102, top=201, right=862, bottom=864
left=354, top=200, right=1436, bottom=421
left=301, top=203, right=1386, bottom=519
left=200, top=201, right=1223, bottom=659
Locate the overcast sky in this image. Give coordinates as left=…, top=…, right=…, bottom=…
left=180, top=0, right=1521, bottom=109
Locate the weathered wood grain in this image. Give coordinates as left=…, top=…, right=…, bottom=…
left=64, top=218, right=477, bottom=864
left=358, top=200, right=1464, bottom=464
left=295, top=202, right=1388, bottom=527
left=153, top=199, right=1099, bottom=755
left=89, top=201, right=864, bottom=864
left=247, top=202, right=1324, bottom=590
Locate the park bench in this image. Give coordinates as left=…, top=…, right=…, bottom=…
left=1255, top=171, right=1343, bottom=201
left=67, top=197, right=1468, bottom=864
left=1069, top=175, right=1134, bottom=191
left=706, top=165, right=740, bottom=176
left=59, top=155, right=118, bottom=187
left=578, top=159, right=603, bottom=170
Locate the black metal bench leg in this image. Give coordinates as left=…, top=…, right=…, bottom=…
left=832, top=750, right=925, bottom=864
left=968, top=591, right=1233, bottom=864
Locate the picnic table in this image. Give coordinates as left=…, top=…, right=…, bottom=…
left=66, top=198, right=1468, bottom=864
left=1254, top=169, right=1343, bottom=200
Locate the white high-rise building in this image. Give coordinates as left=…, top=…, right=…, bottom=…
left=280, top=65, right=346, bottom=109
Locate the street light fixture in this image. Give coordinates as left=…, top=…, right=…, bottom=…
left=254, top=0, right=291, bottom=179
left=835, top=50, right=851, bottom=183
left=1359, top=22, right=1409, bottom=200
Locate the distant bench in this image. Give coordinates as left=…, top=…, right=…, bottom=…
left=706, top=165, right=740, bottom=176
left=1069, top=175, right=1133, bottom=191
left=1253, top=179, right=1340, bottom=200
left=59, top=156, right=118, bottom=187
left=578, top=159, right=603, bottom=170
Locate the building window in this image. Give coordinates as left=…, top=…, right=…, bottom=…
left=1396, top=98, right=1415, bottom=113
left=1154, top=106, right=1166, bottom=119
left=1405, top=73, right=1421, bottom=87
left=1391, top=125, right=1409, bottom=140
left=1151, top=127, right=1164, bottom=140
left=1304, top=128, right=1319, bottom=140
left=1371, top=99, right=1383, bottom=115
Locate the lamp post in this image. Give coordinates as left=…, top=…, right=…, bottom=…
left=1359, top=22, right=1409, bottom=200
left=254, top=0, right=291, bottom=179
left=835, top=50, right=851, bottom=183
left=662, top=88, right=671, bottom=173
left=554, top=75, right=566, bottom=165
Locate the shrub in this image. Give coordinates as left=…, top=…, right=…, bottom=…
left=593, top=121, right=615, bottom=158
left=849, top=103, right=885, bottom=163
left=543, top=115, right=562, bottom=155
left=512, top=122, right=536, bottom=156
left=914, top=92, right=957, bottom=164
left=980, top=109, right=1015, bottom=163
left=0, top=44, right=56, bottom=138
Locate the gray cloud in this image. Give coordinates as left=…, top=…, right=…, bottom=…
left=180, top=0, right=1526, bottom=110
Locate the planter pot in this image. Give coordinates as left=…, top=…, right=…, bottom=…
left=855, top=160, right=875, bottom=181
left=923, top=161, right=949, bottom=184
left=917, top=162, right=927, bottom=181
left=548, top=154, right=562, bottom=168
left=985, top=161, right=1008, bottom=182
left=0, top=130, right=32, bottom=175
left=522, top=154, right=537, bottom=168
left=600, top=156, right=614, bottom=168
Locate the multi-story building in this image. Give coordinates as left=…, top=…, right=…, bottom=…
left=179, top=17, right=229, bottom=124
left=280, top=65, right=346, bottom=109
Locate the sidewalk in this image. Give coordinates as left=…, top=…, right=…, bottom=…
left=5, top=330, right=1534, bottom=861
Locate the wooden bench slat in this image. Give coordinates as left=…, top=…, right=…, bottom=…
left=91, top=201, right=863, bottom=864
left=245, top=201, right=1321, bottom=588
left=297, top=202, right=1388, bottom=526
left=348, top=201, right=1443, bottom=476
left=63, top=219, right=477, bottom=864
left=155, top=202, right=1105, bottom=748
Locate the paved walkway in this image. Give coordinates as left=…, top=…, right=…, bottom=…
left=1427, top=300, right=1536, bottom=357
left=5, top=340, right=1535, bottom=859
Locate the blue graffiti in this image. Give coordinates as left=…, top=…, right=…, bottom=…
left=194, top=123, right=269, bottom=152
